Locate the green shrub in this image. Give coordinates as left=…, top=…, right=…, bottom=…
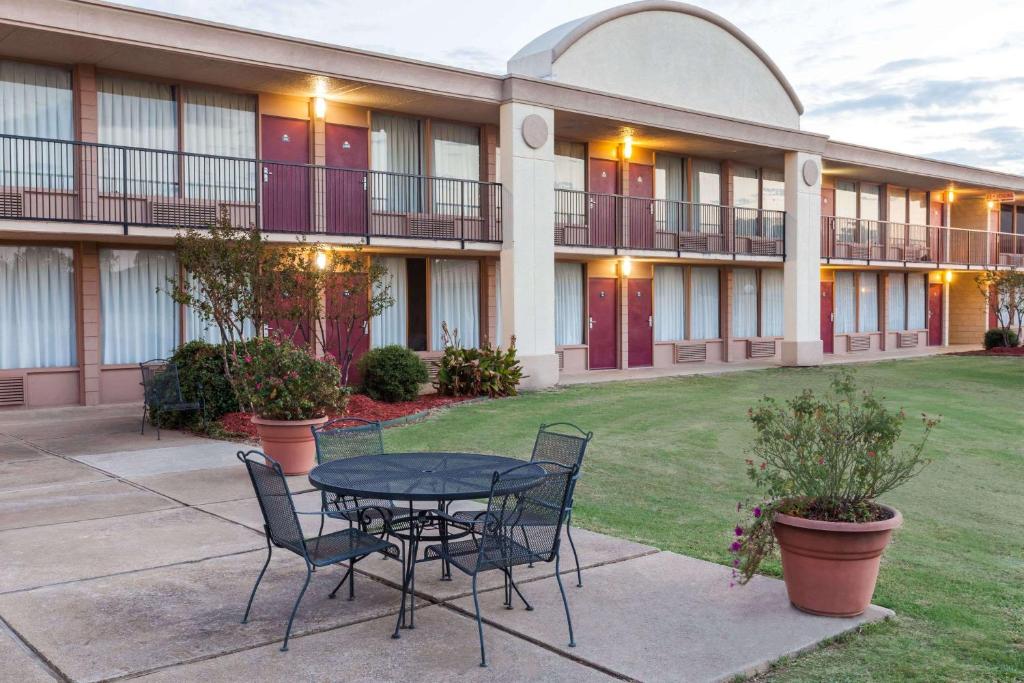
left=234, top=337, right=346, bottom=420
left=161, top=340, right=239, bottom=428
left=434, top=323, right=523, bottom=398
left=983, top=328, right=1019, bottom=349
left=358, top=345, right=429, bottom=403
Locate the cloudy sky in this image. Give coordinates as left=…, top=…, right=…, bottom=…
left=120, top=0, right=1024, bottom=174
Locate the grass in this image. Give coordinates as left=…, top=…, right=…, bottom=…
left=386, top=355, right=1024, bottom=682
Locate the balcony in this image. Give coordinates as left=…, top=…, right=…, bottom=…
left=820, top=216, right=1024, bottom=267
left=0, top=134, right=502, bottom=244
left=554, top=189, right=785, bottom=256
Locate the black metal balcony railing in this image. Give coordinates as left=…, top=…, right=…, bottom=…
left=820, top=216, right=1024, bottom=267
left=0, top=134, right=502, bottom=243
left=554, top=189, right=785, bottom=256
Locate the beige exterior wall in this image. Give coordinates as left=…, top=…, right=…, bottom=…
left=948, top=272, right=987, bottom=345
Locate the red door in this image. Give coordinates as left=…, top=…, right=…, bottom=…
left=261, top=116, right=310, bottom=232
left=628, top=164, right=654, bottom=249
left=820, top=282, right=834, bottom=354
left=928, top=283, right=943, bottom=346
left=587, top=277, right=617, bottom=369
left=325, top=273, right=370, bottom=384
left=589, top=159, right=618, bottom=248
left=325, top=123, right=369, bottom=235
left=628, top=279, right=653, bottom=367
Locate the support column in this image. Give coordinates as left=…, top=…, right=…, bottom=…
left=79, top=242, right=101, bottom=406
left=499, top=102, right=558, bottom=389
left=781, top=151, right=823, bottom=365
left=309, top=100, right=326, bottom=233
left=74, top=65, right=100, bottom=222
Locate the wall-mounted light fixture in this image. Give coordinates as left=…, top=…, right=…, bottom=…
left=315, top=250, right=328, bottom=270
left=313, top=96, right=327, bottom=120
left=944, top=270, right=953, bottom=283
left=621, top=135, right=633, bottom=160
left=946, top=188, right=956, bottom=204
left=987, top=200, right=996, bottom=210
left=620, top=256, right=633, bottom=277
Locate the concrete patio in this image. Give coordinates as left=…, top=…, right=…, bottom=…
left=0, top=404, right=891, bottom=682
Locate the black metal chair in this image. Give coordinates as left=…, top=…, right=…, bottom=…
left=424, top=461, right=578, bottom=667
left=237, top=450, right=400, bottom=651
left=139, top=359, right=204, bottom=440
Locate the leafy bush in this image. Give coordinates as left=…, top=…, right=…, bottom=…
left=159, top=341, right=237, bottom=428
left=234, top=337, right=346, bottom=420
left=434, top=323, right=523, bottom=398
left=357, top=345, right=429, bottom=403
left=729, top=369, right=939, bottom=584
left=984, top=328, right=1019, bottom=349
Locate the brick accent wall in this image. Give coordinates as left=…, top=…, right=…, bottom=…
left=78, top=242, right=101, bottom=406
left=948, top=274, right=987, bottom=345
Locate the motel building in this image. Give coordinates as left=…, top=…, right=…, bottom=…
left=1, top=0, right=1023, bottom=408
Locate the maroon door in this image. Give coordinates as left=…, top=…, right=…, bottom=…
left=325, top=274, right=370, bottom=384
left=261, top=116, right=310, bottom=232
left=325, top=123, right=369, bottom=235
left=820, top=282, right=834, bottom=354
left=587, top=277, right=617, bottom=370
left=627, top=279, right=653, bottom=367
left=628, top=164, right=654, bottom=250
left=928, top=283, right=943, bottom=346
left=589, top=159, right=618, bottom=247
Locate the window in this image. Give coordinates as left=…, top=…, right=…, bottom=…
left=1001, top=204, right=1014, bottom=233
left=183, top=88, right=256, bottom=202
left=860, top=184, right=881, bottom=244
left=732, top=166, right=759, bottom=238
left=858, top=272, right=879, bottom=332
left=692, top=160, right=721, bottom=233
left=689, top=267, right=719, bottom=339
left=761, top=169, right=785, bottom=240
left=761, top=269, right=784, bottom=337
left=370, top=113, right=422, bottom=212
left=430, top=258, right=479, bottom=349
left=100, top=249, right=179, bottom=364
left=654, top=265, right=685, bottom=341
left=888, top=188, right=908, bottom=224
left=834, top=272, right=856, bottom=334
left=887, top=274, right=907, bottom=331
left=370, top=256, right=408, bottom=348
left=98, top=76, right=178, bottom=196
left=0, top=61, right=74, bottom=190
left=554, top=141, right=586, bottom=191
left=183, top=272, right=256, bottom=344
left=909, top=191, right=927, bottom=225
left=407, top=258, right=428, bottom=351
left=908, top=274, right=926, bottom=329
left=835, top=180, right=858, bottom=243
left=654, top=154, right=685, bottom=233
left=431, top=122, right=480, bottom=215
left=732, top=268, right=758, bottom=338
left=554, top=262, right=584, bottom=346
left=0, top=246, right=76, bottom=369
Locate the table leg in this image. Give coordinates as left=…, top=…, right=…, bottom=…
left=438, top=500, right=452, bottom=581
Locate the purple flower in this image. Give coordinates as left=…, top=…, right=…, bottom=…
left=730, top=541, right=742, bottom=552
left=734, top=526, right=744, bottom=537
left=753, top=507, right=762, bottom=518
left=732, top=558, right=740, bottom=567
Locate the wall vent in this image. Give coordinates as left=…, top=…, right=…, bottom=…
left=556, top=350, right=565, bottom=370
left=423, top=353, right=443, bottom=383
left=409, top=215, right=456, bottom=240
left=747, top=340, right=777, bottom=359
left=0, top=376, right=26, bottom=407
left=674, top=343, right=707, bottom=363
left=897, top=332, right=919, bottom=348
left=151, top=203, right=217, bottom=228
left=0, top=193, right=24, bottom=218
left=847, top=335, right=871, bottom=352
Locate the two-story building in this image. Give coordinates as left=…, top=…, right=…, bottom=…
left=1, top=0, right=1021, bottom=408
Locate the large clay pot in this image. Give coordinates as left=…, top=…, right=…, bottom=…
left=773, top=505, right=902, bottom=617
left=251, top=416, right=328, bottom=475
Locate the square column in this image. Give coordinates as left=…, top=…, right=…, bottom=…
left=781, top=151, right=823, bottom=365
left=499, top=102, right=558, bottom=389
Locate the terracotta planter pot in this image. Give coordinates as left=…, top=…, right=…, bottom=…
left=251, top=416, right=328, bottom=475
left=773, top=505, right=902, bottom=617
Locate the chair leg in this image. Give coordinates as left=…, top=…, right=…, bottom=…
left=281, top=566, right=312, bottom=652
left=554, top=554, right=576, bottom=648
left=241, top=540, right=272, bottom=624
left=348, top=558, right=355, bottom=600
left=566, top=512, right=583, bottom=588
left=472, top=574, right=487, bottom=667
left=328, top=566, right=352, bottom=599
left=506, top=568, right=533, bottom=611
left=140, top=404, right=147, bottom=436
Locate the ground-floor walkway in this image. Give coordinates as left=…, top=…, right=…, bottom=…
left=0, top=404, right=890, bottom=682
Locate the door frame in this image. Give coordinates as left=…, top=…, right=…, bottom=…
left=820, top=281, right=834, bottom=354
left=927, top=283, right=944, bottom=346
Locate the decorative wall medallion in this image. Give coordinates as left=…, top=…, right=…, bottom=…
left=521, top=114, right=548, bottom=149
left=802, top=159, right=820, bottom=187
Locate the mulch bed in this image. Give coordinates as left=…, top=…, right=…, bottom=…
left=950, top=347, right=1024, bottom=357
left=220, top=393, right=473, bottom=439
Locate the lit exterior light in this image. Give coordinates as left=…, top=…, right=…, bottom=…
left=944, top=270, right=953, bottom=283
left=315, top=250, right=328, bottom=270
left=987, top=200, right=996, bottom=210
left=620, top=256, right=632, bottom=277
left=314, top=96, right=327, bottom=119
left=946, top=188, right=955, bottom=203
left=622, top=135, right=633, bottom=160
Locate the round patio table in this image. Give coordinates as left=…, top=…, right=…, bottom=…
left=308, top=452, right=545, bottom=636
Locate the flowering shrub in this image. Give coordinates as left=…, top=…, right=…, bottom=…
left=434, top=322, right=523, bottom=398
left=233, top=337, right=346, bottom=421
left=729, top=369, right=939, bottom=585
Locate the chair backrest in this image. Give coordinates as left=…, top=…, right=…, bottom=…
left=477, top=460, right=576, bottom=570
left=531, top=423, right=592, bottom=472
left=311, top=417, right=384, bottom=465
left=237, top=450, right=306, bottom=557
left=140, top=359, right=183, bottom=406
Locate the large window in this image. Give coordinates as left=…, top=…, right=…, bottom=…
left=909, top=191, right=928, bottom=225
left=370, top=256, right=408, bottom=348
left=860, top=184, right=881, bottom=244
left=858, top=272, right=879, bottom=332
left=183, top=88, right=257, bottom=202
left=907, top=274, right=927, bottom=329
left=888, top=188, right=908, bottom=224
left=431, top=122, right=480, bottom=215
left=834, top=272, right=856, bottom=334
left=0, top=61, right=74, bottom=190
left=731, top=166, right=759, bottom=239
left=98, top=76, right=178, bottom=196
left=887, top=273, right=907, bottom=331
left=731, top=268, right=758, bottom=338
left=554, top=141, right=586, bottom=191
left=761, top=169, right=786, bottom=240
left=654, top=265, right=686, bottom=341
left=654, top=154, right=686, bottom=234
left=689, top=267, right=720, bottom=340
left=0, top=246, right=76, bottom=369
left=100, top=249, right=179, bottom=364
left=430, top=258, right=479, bottom=349
left=761, top=269, right=784, bottom=337
left=554, top=262, right=584, bottom=346
left=370, top=113, right=422, bottom=212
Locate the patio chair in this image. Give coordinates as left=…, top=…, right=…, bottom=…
left=139, top=359, right=204, bottom=440
left=424, top=460, right=578, bottom=667
left=449, top=423, right=592, bottom=587
left=237, top=450, right=400, bottom=651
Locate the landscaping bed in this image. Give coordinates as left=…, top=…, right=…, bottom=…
left=951, top=346, right=1024, bottom=357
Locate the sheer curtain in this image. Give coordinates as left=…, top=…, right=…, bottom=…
left=887, top=274, right=907, bottom=331
left=98, top=76, right=178, bottom=196
left=554, top=262, right=583, bottom=346
left=0, top=246, right=76, bottom=369
left=731, top=166, right=759, bottom=239
left=732, top=268, right=758, bottom=338
left=761, top=269, right=784, bottom=337
left=554, top=141, right=586, bottom=226
left=184, top=273, right=256, bottom=344
left=834, top=272, right=856, bottom=334
left=183, top=88, right=256, bottom=202
left=370, top=113, right=421, bottom=213
left=371, top=256, right=408, bottom=348
left=0, top=61, right=74, bottom=190
left=431, top=259, right=479, bottom=348
left=908, top=274, right=926, bottom=328
left=858, top=272, right=879, bottom=332
left=654, top=154, right=685, bottom=233
left=654, top=265, right=685, bottom=341
left=432, top=122, right=479, bottom=215
left=761, top=169, right=785, bottom=239
left=100, top=249, right=179, bottom=364
left=689, top=267, right=719, bottom=339
left=692, top=159, right=721, bottom=233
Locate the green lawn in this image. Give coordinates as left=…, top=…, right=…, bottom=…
left=387, top=356, right=1024, bottom=682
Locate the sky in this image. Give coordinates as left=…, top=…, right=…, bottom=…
left=119, top=0, right=1024, bottom=174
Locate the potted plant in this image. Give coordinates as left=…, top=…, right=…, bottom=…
left=730, top=370, right=939, bottom=617
left=234, top=337, right=346, bottom=475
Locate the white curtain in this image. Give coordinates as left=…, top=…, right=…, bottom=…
left=887, top=274, right=907, bottom=331
left=761, top=269, right=784, bottom=337
left=431, top=122, right=480, bottom=216
left=732, top=268, right=758, bottom=338
left=0, top=61, right=74, bottom=190
left=692, top=159, right=721, bottom=234
left=654, top=154, right=685, bottom=233
left=761, top=169, right=786, bottom=239
left=371, top=256, right=408, bottom=348
left=554, top=262, right=583, bottom=346
left=0, top=246, right=76, bottom=369
left=834, top=272, right=856, bottom=334
left=554, top=141, right=586, bottom=191
left=431, top=259, right=479, bottom=348
left=654, top=265, right=685, bottom=341
left=184, top=273, right=255, bottom=344
left=908, top=274, right=927, bottom=329
left=858, top=272, right=879, bottom=332
left=98, top=76, right=178, bottom=196
left=689, top=267, right=719, bottom=340
left=100, top=249, right=179, bottom=364
left=370, top=113, right=421, bottom=213
left=183, top=88, right=256, bottom=202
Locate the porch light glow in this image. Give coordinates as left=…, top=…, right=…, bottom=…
left=944, top=270, right=953, bottom=283
left=622, top=135, right=633, bottom=160
left=987, top=200, right=996, bottom=210
left=314, top=96, right=327, bottom=119
left=315, top=250, right=328, bottom=270
left=946, top=188, right=955, bottom=203
left=620, top=256, right=633, bottom=277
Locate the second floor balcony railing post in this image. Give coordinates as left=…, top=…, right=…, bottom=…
left=120, top=146, right=128, bottom=235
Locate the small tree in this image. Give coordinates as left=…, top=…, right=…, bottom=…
left=976, top=270, right=1024, bottom=347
